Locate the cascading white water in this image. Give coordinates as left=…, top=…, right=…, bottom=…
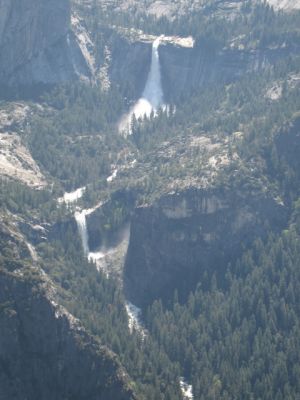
left=75, top=207, right=145, bottom=335
left=73, top=199, right=104, bottom=257
left=119, top=37, right=165, bottom=133
left=58, top=186, right=86, bottom=204
left=142, top=38, right=164, bottom=109
left=74, top=211, right=89, bottom=256
left=180, top=378, right=194, bottom=400
left=125, top=301, right=146, bottom=338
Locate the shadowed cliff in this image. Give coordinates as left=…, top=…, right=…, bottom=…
left=0, top=267, right=138, bottom=400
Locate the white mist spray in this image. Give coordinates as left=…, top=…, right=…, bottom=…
left=119, top=38, right=165, bottom=133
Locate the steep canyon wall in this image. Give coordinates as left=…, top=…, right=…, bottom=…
left=124, top=188, right=287, bottom=307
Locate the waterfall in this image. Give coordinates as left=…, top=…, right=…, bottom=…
left=58, top=186, right=86, bottom=204
left=125, top=301, right=147, bottom=338
left=119, top=37, right=165, bottom=133
left=74, top=207, right=145, bottom=336
left=142, top=38, right=164, bottom=109
left=180, top=378, right=194, bottom=400
left=75, top=211, right=89, bottom=256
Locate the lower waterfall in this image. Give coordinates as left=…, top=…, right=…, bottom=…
left=180, top=378, right=194, bottom=400
left=74, top=210, right=89, bottom=256
left=73, top=199, right=191, bottom=394
left=74, top=202, right=145, bottom=335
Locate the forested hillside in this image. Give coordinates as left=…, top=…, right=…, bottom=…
left=147, top=212, right=300, bottom=399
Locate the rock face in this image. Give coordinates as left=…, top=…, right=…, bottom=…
left=0, top=0, right=92, bottom=90
left=109, top=37, right=151, bottom=100
left=159, top=43, right=300, bottom=101
left=107, top=34, right=300, bottom=103
left=1, top=0, right=298, bottom=101
left=124, top=187, right=287, bottom=307
left=0, top=268, right=137, bottom=400
left=86, top=190, right=136, bottom=251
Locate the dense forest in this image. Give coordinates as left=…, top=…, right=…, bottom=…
left=147, top=210, right=300, bottom=399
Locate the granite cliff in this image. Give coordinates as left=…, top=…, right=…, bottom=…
left=1, top=0, right=298, bottom=102
left=159, top=42, right=300, bottom=101
left=0, top=0, right=93, bottom=90
left=0, top=267, right=137, bottom=400
left=0, top=1, right=299, bottom=397
left=124, top=186, right=287, bottom=307
left=0, top=216, right=137, bottom=400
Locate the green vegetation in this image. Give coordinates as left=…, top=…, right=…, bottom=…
left=1, top=2, right=300, bottom=398
left=28, top=83, right=128, bottom=190
left=38, top=222, right=182, bottom=400
left=146, top=217, right=300, bottom=399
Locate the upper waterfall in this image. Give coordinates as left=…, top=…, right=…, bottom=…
left=119, top=37, right=165, bottom=134
left=142, top=38, right=164, bottom=109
